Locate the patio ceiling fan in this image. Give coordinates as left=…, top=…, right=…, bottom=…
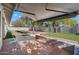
left=14, top=3, right=36, bottom=16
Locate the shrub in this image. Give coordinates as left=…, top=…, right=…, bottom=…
left=5, top=31, right=15, bottom=39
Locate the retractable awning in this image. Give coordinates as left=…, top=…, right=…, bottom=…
left=2, top=3, right=79, bottom=24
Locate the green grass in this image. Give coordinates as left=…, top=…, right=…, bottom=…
left=45, top=32, right=79, bottom=42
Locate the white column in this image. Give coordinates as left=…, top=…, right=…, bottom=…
left=0, top=7, right=2, bottom=50
left=0, top=4, right=6, bottom=50
left=0, top=13, right=2, bottom=50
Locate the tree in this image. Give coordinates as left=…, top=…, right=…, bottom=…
left=52, top=20, right=60, bottom=32
left=62, top=18, right=77, bottom=27
left=12, top=16, right=33, bottom=27
left=51, top=18, right=78, bottom=32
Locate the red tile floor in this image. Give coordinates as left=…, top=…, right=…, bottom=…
left=0, top=38, right=73, bottom=55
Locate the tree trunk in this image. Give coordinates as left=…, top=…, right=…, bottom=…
left=53, top=27, right=56, bottom=32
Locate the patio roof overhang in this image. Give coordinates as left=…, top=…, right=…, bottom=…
left=36, top=11, right=78, bottom=22
left=2, top=3, right=79, bottom=24
left=2, top=3, right=15, bottom=24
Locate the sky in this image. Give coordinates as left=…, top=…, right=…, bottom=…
left=72, top=15, right=79, bottom=23
left=11, top=11, right=23, bottom=22
left=11, top=11, right=79, bottom=23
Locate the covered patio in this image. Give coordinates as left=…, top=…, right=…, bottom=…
left=0, top=3, right=79, bottom=55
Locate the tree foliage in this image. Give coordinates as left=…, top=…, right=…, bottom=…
left=52, top=18, right=78, bottom=27
left=12, top=16, right=33, bottom=27
left=62, top=18, right=77, bottom=26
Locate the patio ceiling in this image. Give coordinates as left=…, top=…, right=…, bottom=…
left=17, top=3, right=79, bottom=21
left=2, top=3, right=79, bottom=24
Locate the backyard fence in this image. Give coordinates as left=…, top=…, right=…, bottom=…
left=39, top=25, right=79, bottom=34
